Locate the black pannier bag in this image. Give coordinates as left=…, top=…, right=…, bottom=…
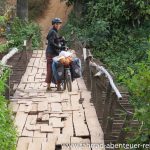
left=52, top=61, right=65, bottom=83
left=71, top=58, right=82, bottom=79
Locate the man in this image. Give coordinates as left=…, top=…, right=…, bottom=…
left=45, top=18, right=62, bottom=91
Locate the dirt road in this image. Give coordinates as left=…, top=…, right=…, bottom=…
left=37, top=0, right=72, bottom=41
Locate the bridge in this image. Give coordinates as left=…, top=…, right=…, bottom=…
left=0, top=40, right=137, bottom=150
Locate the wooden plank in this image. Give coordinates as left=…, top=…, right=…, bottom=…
left=15, top=112, right=28, bottom=136
left=18, top=104, right=27, bottom=112
left=27, top=75, right=35, bottom=82
left=22, top=115, right=35, bottom=137
left=9, top=102, right=19, bottom=113
left=28, top=58, right=35, bottom=66
left=35, top=73, right=42, bottom=79
left=28, top=83, right=35, bottom=89
left=73, top=111, right=89, bottom=137
left=25, top=103, right=32, bottom=113
left=51, top=93, right=61, bottom=100
left=26, top=67, right=32, bottom=74
left=70, top=94, right=81, bottom=108
left=32, top=98, right=47, bottom=102
left=20, top=93, right=29, bottom=98
left=30, top=103, right=38, bottom=114
left=76, top=78, right=87, bottom=91
left=17, top=83, right=26, bottom=90
left=84, top=106, right=104, bottom=147
left=62, top=101, right=71, bottom=111
left=21, top=75, right=28, bottom=82
left=53, top=128, right=61, bottom=135
left=60, top=92, right=70, bottom=101
left=62, top=114, right=74, bottom=136
left=28, top=142, right=41, bottom=150
left=32, top=138, right=46, bottom=142
left=31, top=68, right=38, bottom=76
left=37, top=112, right=43, bottom=121
left=71, top=137, right=91, bottom=150
left=33, top=83, right=41, bottom=89
left=47, top=128, right=60, bottom=137
left=41, top=124, right=53, bottom=133
left=42, top=113, right=49, bottom=121
left=24, top=115, right=37, bottom=128
left=41, top=135, right=57, bottom=150
left=50, top=113, right=69, bottom=118
left=29, top=92, right=38, bottom=97
left=42, top=142, right=55, bottom=150
left=17, top=137, right=32, bottom=150
left=82, top=91, right=91, bottom=105
left=57, top=134, right=71, bottom=145
left=34, top=125, right=47, bottom=138
left=51, top=103, right=62, bottom=112
left=49, top=117, right=64, bottom=128
left=26, top=125, right=41, bottom=131
left=25, top=84, right=31, bottom=90
left=72, top=79, right=79, bottom=91
left=38, top=102, right=48, bottom=112
left=48, top=103, right=51, bottom=113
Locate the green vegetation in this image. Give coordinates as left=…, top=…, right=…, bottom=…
left=0, top=17, right=41, bottom=53
left=0, top=43, right=9, bottom=53
left=0, top=5, right=42, bottom=150
left=7, top=18, right=41, bottom=49
left=0, top=69, right=17, bottom=150
left=0, top=16, right=6, bottom=26
left=62, top=0, right=150, bottom=146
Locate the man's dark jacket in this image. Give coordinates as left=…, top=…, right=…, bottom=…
left=46, top=28, right=60, bottom=56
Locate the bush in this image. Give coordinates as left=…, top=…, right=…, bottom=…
left=7, top=18, right=41, bottom=49
left=62, top=0, right=150, bottom=146
left=0, top=43, right=9, bottom=53
left=0, top=69, right=17, bottom=150
left=123, top=50, right=150, bottom=145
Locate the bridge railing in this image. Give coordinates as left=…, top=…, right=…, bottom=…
left=83, top=48, right=134, bottom=143
left=0, top=37, right=33, bottom=99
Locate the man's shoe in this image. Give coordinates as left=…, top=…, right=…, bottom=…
left=46, top=87, right=52, bottom=91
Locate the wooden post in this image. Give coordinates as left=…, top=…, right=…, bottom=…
left=90, top=65, right=97, bottom=103
left=91, top=76, right=97, bottom=104
left=95, top=80, right=103, bottom=119
left=105, top=93, right=117, bottom=137
left=27, top=36, right=32, bottom=51
left=85, top=58, right=91, bottom=90
left=5, top=72, right=10, bottom=100
left=17, top=0, right=28, bottom=21
left=0, top=0, right=5, bottom=15
left=74, top=0, right=82, bottom=18
left=102, top=83, right=112, bottom=131
left=117, top=113, right=133, bottom=143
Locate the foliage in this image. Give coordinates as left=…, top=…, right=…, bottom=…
left=0, top=16, right=6, bottom=26
left=0, top=16, right=6, bottom=35
left=62, top=0, right=150, bottom=146
left=123, top=50, right=150, bottom=147
left=0, top=43, right=9, bottom=53
left=0, top=69, right=17, bottom=150
left=7, top=18, right=41, bottom=49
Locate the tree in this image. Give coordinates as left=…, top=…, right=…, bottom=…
left=0, top=0, right=6, bottom=15
left=17, top=0, right=28, bottom=21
